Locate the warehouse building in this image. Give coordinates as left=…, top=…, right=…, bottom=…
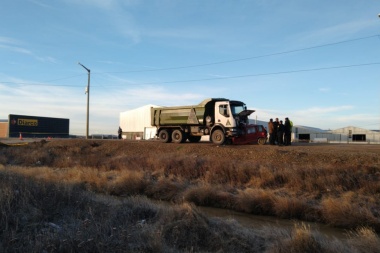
left=292, top=125, right=380, bottom=144
left=329, top=126, right=380, bottom=143
left=292, top=125, right=328, bottom=142
left=120, top=105, right=380, bottom=144
left=0, top=120, right=8, bottom=138
left=0, top=114, right=70, bottom=138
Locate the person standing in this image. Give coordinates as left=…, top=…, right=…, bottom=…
left=268, top=118, right=275, bottom=145
left=118, top=126, right=122, bottom=139
left=277, top=120, right=285, bottom=146
left=284, top=117, right=292, bottom=146
left=273, top=118, right=279, bottom=145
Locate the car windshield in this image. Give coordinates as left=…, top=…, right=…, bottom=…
left=230, top=104, right=246, bottom=115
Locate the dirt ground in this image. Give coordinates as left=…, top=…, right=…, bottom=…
left=2, top=138, right=379, bottom=168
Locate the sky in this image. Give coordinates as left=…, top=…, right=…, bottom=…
left=1, top=0, right=380, bottom=135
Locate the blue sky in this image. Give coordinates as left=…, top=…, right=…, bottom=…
left=1, top=0, right=380, bottom=135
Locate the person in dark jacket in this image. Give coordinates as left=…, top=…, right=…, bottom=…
left=273, top=118, right=279, bottom=144
left=277, top=120, right=285, bottom=146
left=284, top=117, right=292, bottom=145
left=118, top=126, right=122, bottom=139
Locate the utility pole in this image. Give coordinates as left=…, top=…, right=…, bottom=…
left=78, top=62, right=91, bottom=139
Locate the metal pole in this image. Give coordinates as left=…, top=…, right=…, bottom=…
left=78, top=62, right=91, bottom=139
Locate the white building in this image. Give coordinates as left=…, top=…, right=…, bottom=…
left=291, top=125, right=380, bottom=144
left=329, top=126, right=380, bottom=143
left=292, top=125, right=328, bottom=142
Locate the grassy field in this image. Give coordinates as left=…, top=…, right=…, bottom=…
left=0, top=139, right=379, bottom=252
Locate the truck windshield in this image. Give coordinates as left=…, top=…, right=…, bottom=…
left=230, top=104, right=246, bottom=116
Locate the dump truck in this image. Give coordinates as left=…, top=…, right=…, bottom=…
left=151, top=98, right=256, bottom=145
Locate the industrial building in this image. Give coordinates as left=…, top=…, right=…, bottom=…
left=0, top=120, right=8, bottom=138
left=0, top=114, right=70, bottom=138
left=120, top=105, right=380, bottom=144
left=329, top=126, right=380, bottom=143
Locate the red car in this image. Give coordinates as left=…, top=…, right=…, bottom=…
left=232, top=124, right=267, bottom=145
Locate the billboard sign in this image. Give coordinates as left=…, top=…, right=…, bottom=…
left=8, top=114, right=69, bottom=138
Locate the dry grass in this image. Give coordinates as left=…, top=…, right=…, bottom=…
left=1, top=139, right=380, bottom=252
left=321, top=195, right=380, bottom=230
left=0, top=171, right=268, bottom=252
left=348, top=227, right=380, bottom=253
left=263, top=224, right=348, bottom=253
left=1, top=141, right=379, bottom=231
left=235, top=188, right=276, bottom=215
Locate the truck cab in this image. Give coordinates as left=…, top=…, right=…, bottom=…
left=209, top=100, right=255, bottom=144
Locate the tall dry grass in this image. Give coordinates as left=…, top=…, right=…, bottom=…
left=1, top=140, right=380, bottom=242
left=321, top=195, right=379, bottom=230
left=2, top=147, right=380, bottom=231
left=348, top=227, right=380, bottom=253
left=0, top=171, right=274, bottom=252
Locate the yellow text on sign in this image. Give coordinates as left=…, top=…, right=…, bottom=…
left=18, top=119, right=38, bottom=126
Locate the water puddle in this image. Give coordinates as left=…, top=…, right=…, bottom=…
left=197, top=206, right=350, bottom=240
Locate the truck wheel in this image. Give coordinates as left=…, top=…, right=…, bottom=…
left=172, top=129, right=186, bottom=143
left=258, top=137, right=266, bottom=145
left=159, top=129, right=172, bottom=143
left=211, top=129, right=225, bottom=145
left=188, top=136, right=201, bottom=143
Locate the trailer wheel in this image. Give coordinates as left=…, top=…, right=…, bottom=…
left=188, top=135, right=201, bottom=143
left=258, top=138, right=266, bottom=145
left=172, top=129, right=186, bottom=143
left=211, top=129, right=225, bottom=145
left=159, top=129, right=172, bottom=143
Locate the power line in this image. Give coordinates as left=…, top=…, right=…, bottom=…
left=2, top=62, right=380, bottom=88
left=1, top=34, right=379, bottom=87
left=106, top=62, right=380, bottom=86
left=0, top=82, right=82, bottom=87
left=0, top=74, right=86, bottom=86
left=99, top=34, right=380, bottom=74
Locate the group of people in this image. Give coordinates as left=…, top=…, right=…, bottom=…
left=268, top=117, right=292, bottom=146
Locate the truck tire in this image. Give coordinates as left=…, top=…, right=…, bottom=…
left=172, top=129, right=186, bottom=143
left=188, top=135, right=201, bottom=143
left=258, top=137, right=266, bottom=145
left=211, top=129, right=225, bottom=145
left=159, top=129, right=172, bottom=143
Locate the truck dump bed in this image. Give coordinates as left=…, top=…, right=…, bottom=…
left=151, top=106, right=206, bottom=126
left=151, top=98, right=227, bottom=126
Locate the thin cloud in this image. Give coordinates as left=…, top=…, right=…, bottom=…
left=63, top=0, right=119, bottom=9
left=297, top=19, right=376, bottom=45
left=0, top=37, right=56, bottom=63
left=27, top=0, right=55, bottom=9
left=0, top=36, right=20, bottom=44
left=318, top=87, right=330, bottom=93
left=0, top=44, right=32, bottom=55
left=36, top=56, right=57, bottom=63
left=296, top=105, right=353, bottom=115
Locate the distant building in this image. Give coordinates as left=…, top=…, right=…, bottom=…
left=329, top=126, right=380, bottom=143
left=0, top=114, right=70, bottom=138
left=0, top=119, right=8, bottom=138
left=292, top=125, right=328, bottom=142
left=292, top=125, right=380, bottom=144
